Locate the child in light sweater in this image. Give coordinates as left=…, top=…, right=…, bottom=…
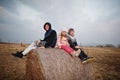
left=67, top=28, right=94, bottom=64
left=56, top=29, right=80, bottom=57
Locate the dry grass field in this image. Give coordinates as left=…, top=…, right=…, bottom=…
left=0, top=42, right=120, bottom=80
left=83, top=47, right=120, bottom=80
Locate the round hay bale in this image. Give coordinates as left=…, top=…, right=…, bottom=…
left=26, top=48, right=95, bottom=80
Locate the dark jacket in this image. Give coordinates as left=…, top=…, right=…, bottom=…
left=43, top=29, right=57, bottom=48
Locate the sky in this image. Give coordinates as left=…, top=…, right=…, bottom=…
left=0, top=0, right=120, bottom=46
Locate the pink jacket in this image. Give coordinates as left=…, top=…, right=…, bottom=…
left=57, top=35, right=70, bottom=48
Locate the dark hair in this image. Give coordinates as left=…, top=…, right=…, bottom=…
left=68, top=28, right=74, bottom=34
left=44, top=22, right=51, bottom=30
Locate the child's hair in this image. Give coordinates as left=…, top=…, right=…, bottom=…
left=44, top=22, right=51, bottom=30
left=61, top=31, right=67, bottom=37
left=60, top=31, right=68, bottom=40
left=68, top=28, right=74, bottom=35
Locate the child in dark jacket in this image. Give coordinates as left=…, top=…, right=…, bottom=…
left=12, top=22, right=57, bottom=58
left=67, top=28, right=94, bottom=64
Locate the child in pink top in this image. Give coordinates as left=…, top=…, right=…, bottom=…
left=56, top=30, right=80, bottom=56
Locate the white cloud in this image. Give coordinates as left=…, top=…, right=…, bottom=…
left=0, top=1, right=46, bottom=42
left=18, top=3, right=39, bottom=21
left=0, top=0, right=120, bottom=45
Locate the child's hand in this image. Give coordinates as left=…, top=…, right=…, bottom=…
left=75, top=46, right=80, bottom=48
left=36, top=40, right=41, bottom=46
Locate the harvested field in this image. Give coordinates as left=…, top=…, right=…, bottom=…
left=0, top=43, right=120, bottom=80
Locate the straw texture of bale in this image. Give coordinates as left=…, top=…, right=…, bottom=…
left=26, top=48, right=95, bottom=80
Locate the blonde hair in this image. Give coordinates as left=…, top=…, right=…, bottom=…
left=60, top=31, right=68, bottom=40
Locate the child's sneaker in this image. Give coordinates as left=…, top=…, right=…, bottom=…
left=81, top=57, right=94, bottom=64
left=12, top=51, right=23, bottom=58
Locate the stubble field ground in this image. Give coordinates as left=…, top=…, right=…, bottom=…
left=0, top=42, right=120, bottom=80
